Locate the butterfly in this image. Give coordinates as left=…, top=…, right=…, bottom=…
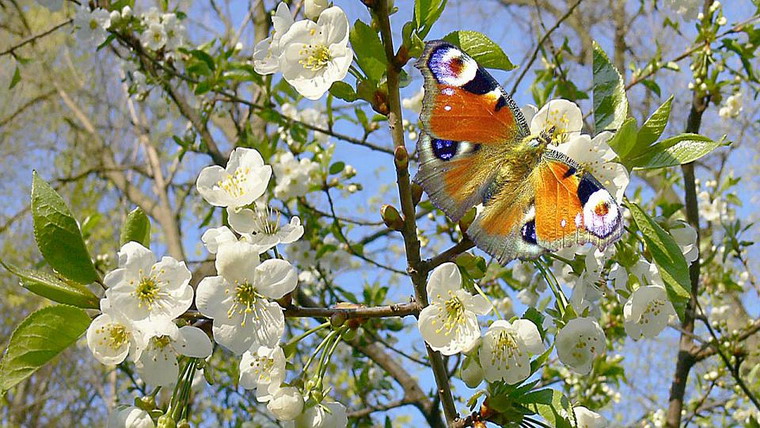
left=413, top=41, right=624, bottom=264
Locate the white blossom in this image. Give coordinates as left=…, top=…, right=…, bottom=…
left=162, top=13, right=186, bottom=51
left=267, top=387, right=304, bottom=421
left=195, top=241, right=297, bottom=354
left=272, top=152, right=319, bottom=200
left=573, top=406, right=608, bottom=428
left=402, top=87, right=424, bottom=114
left=670, top=221, right=699, bottom=263
left=103, top=242, right=193, bottom=334
left=107, top=406, right=155, bottom=428
left=254, top=3, right=295, bottom=75
left=555, top=317, right=606, bottom=375
left=201, top=226, right=238, bottom=254
left=239, top=345, right=286, bottom=401
left=227, top=206, right=304, bottom=252
left=719, top=92, right=743, bottom=118
left=74, top=7, right=112, bottom=47
left=196, top=148, right=272, bottom=209
left=278, top=6, right=353, bottom=100
left=664, top=0, right=702, bottom=20
left=479, top=319, right=544, bottom=384
left=304, top=0, right=330, bottom=20
left=86, top=306, right=145, bottom=365
left=284, top=400, right=347, bottom=428
left=135, top=323, right=212, bottom=387
left=141, top=23, right=167, bottom=50
left=417, top=263, right=491, bottom=356
left=554, top=131, right=629, bottom=202
left=698, top=191, right=725, bottom=223
left=529, top=99, right=583, bottom=144
left=623, top=285, right=677, bottom=339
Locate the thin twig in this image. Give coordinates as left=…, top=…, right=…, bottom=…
left=509, top=0, right=584, bottom=96
left=0, top=19, right=72, bottom=57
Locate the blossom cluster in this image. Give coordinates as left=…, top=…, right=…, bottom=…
left=89, top=147, right=348, bottom=426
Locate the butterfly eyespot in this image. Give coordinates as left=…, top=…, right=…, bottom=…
left=594, top=203, right=610, bottom=216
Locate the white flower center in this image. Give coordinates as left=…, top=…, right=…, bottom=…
left=252, top=206, right=281, bottom=235
left=97, top=322, right=129, bottom=351
left=218, top=167, right=252, bottom=198
left=88, top=19, right=100, bottom=30
left=299, top=43, right=332, bottom=71
left=490, top=330, right=523, bottom=366
left=433, top=293, right=466, bottom=336
left=228, top=281, right=264, bottom=326
left=132, top=270, right=163, bottom=309
left=545, top=110, right=571, bottom=142
left=149, top=335, right=173, bottom=358
left=640, top=299, right=667, bottom=324
left=250, top=354, right=276, bottom=383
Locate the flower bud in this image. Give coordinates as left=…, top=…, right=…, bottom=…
left=135, top=395, right=156, bottom=411
left=157, top=414, right=176, bottom=428
left=381, top=205, right=404, bottom=231
left=394, top=145, right=409, bottom=169
left=460, top=355, right=484, bottom=388
left=267, top=387, right=304, bottom=421
left=411, top=183, right=423, bottom=206
left=304, top=0, right=329, bottom=20
left=330, top=311, right=348, bottom=328
left=458, top=207, right=477, bottom=233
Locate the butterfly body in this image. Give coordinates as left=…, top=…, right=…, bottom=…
left=414, top=41, right=624, bottom=264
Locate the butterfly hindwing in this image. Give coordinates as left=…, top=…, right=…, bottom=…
left=416, top=41, right=529, bottom=145
left=533, top=151, right=624, bottom=251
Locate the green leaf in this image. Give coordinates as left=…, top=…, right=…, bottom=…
left=628, top=134, right=723, bottom=170
left=188, top=49, right=216, bottom=72
left=9, top=66, right=21, bottom=90
left=628, top=202, right=690, bottom=320
left=0, top=305, right=92, bottom=392
left=523, top=389, right=573, bottom=428
left=1, top=262, right=99, bottom=309
left=607, top=117, right=638, bottom=161
left=443, top=31, right=516, bottom=71
left=120, top=207, right=151, bottom=247
left=31, top=172, right=99, bottom=285
left=329, top=81, right=357, bottom=102
left=349, top=20, right=387, bottom=82
left=592, top=41, right=628, bottom=132
left=329, top=161, right=346, bottom=175
left=636, top=95, right=674, bottom=149
left=414, top=0, right=447, bottom=39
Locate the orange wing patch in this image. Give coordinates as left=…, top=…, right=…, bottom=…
left=534, top=161, right=584, bottom=248
left=426, top=86, right=518, bottom=144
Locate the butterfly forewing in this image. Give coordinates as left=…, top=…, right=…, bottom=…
left=416, top=41, right=529, bottom=144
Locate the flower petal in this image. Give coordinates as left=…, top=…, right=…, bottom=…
left=255, top=259, right=298, bottom=299
left=176, top=326, right=213, bottom=358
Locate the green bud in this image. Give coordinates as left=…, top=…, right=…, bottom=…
left=381, top=205, right=404, bottom=231
left=330, top=311, right=348, bottom=328
left=157, top=415, right=176, bottom=428
left=135, top=395, right=156, bottom=411
left=341, top=327, right=358, bottom=341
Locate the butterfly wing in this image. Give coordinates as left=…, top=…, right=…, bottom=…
left=414, top=41, right=530, bottom=221
left=532, top=150, right=624, bottom=251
